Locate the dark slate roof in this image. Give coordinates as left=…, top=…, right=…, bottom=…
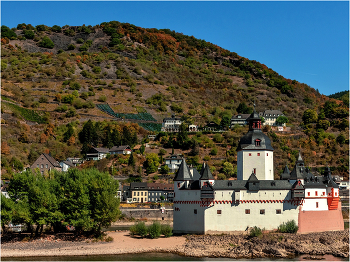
left=109, top=145, right=131, bottom=152
left=200, top=163, right=214, bottom=180
left=173, top=159, right=193, bottom=181
left=90, top=147, right=110, bottom=153
left=237, top=130, right=274, bottom=151
left=259, top=110, right=284, bottom=117
left=61, top=160, right=75, bottom=168
left=165, top=154, right=183, bottom=160
left=213, top=180, right=292, bottom=190
left=163, top=114, right=181, bottom=121
left=247, top=172, right=259, bottom=182
left=303, top=181, right=327, bottom=189
left=281, top=165, right=291, bottom=180
left=248, top=109, right=260, bottom=120
left=130, top=182, right=148, bottom=190
left=191, top=168, right=201, bottom=181
left=43, top=153, right=61, bottom=168
left=231, top=114, right=251, bottom=120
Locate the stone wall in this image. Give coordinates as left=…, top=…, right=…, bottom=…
left=120, top=208, right=173, bottom=221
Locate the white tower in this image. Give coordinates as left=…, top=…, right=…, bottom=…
left=237, top=107, right=274, bottom=180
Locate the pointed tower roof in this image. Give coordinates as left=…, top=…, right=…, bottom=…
left=280, top=164, right=291, bottom=180
left=247, top=172, right=259, bottom=182
left=173, top=159, right=193, bottom=181
left=200, top=163, right=214, bottom=180
left=237, top=103, right=274, bottom=151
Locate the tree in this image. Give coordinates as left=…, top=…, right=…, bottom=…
left=177, top=123, right=190, bottom=149
left=1, top=25, right=16, bottom=39
left=316, top=119, right=330, bottom=130
left=144, top=153, right=160, bottom=174
left=1, top=141, right=10, bottom=155
left=36, top=24, right=46, bottom=31
left=63, top=123, right=75, bottom=142
left=222, top=162, right=234, bottom=177
left=23, top=30, right=35, bottom=39
left=336, top=134, right=346, bottom=145
left=51, top=25, right=61, bottom=32
left=39, top=36, right=54, bottom=49
left=189, top=139, right=200, bottom=156
left=236, top=102, right=253, bottom=114
left=302, top=109, right=318, bottom=124
left=160, top=165, right=169, bottom=175
left=128, top=153, right=135, bottom=167
left=1, top=194, right=14, bottom=233
left=276, top=116, right=288, bottom=126
left=220, top=115, right=231, bottom=129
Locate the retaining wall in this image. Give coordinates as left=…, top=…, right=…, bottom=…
left=120, top=208, right=173, bottom=221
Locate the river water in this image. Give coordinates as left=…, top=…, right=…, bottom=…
left=2, top=253, right=347, bottom=261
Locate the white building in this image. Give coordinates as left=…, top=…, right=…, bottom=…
left=165, top=155, right=183, bottom=172
left=173, top=109, right=343, bottom=234
left=259, top=110, right=286, bottom=126
left=161, top=115, right=182, bottom=132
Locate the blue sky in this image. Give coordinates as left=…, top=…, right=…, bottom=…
left=1, top=1, right=349, bottom=96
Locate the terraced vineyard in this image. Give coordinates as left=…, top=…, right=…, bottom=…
left=138, top=123, right=162, bottom=132
left=2, top=101, right=47, bottom=124
left=96, top=104, right=157, bottom=121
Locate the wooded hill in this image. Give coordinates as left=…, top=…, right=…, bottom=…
left=1, top=22, right=348, bottom=181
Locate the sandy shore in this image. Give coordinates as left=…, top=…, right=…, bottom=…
left=1, top=231, right=186, bottom=258
left=2, top=229, right=348, bottom=259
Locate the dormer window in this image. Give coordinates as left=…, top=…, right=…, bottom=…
left=255, top=139, right=261, bottom=146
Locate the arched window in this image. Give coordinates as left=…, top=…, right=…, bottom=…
left=255, top=139, right=261, bottom=146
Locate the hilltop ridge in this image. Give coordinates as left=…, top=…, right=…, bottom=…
left=1, top=21, right=348, bottom=180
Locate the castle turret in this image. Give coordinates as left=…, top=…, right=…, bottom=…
left=173, top=159, right=193, bottom=189
left=237, top=105, right=274, bottom=180
left=199, top=163, right=215, bottom=188
left=289, top=152, right=307, bottom=184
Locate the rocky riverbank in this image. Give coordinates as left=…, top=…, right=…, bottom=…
left=177, top=230, right=349, bottom=259
left=1, top=230, right=349, bottom=259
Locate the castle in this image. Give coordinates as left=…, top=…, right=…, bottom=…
left=173, top=109, right=343, bottom=234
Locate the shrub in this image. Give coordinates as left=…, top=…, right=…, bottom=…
left=210, top=148, right=218, bottom=155
left=148, top=222, right=161, bottom=239
left=23, top=30, right=35, bottom=39
left=36, top=24, right=46, bottom=31
left=161, top=224, right=172, bottom=237
left=67, top=44, right=76, bottom=50
left=135, top=222, right=148, bottom=238
left=98, top=95, right=107, bottom=102
left=249, top=226, right=262, bottom=237
left=277, top=220, right=298, bottom=233
left=39, top=96, right=48, bottom=103
left=39, top=36, right=54, bottom=49
left=51, top=25, right=61, bottom=32
left=76, top=38, right=84, bottom=44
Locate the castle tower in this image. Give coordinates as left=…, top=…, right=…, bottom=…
left=199, top=162, right=215, bottom=188
left=173, top=159, right=193, bottom=190
left=237, top=105, right=274, bottom=180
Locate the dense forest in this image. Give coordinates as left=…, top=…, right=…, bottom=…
left=1, top=22, right=349, bottom=181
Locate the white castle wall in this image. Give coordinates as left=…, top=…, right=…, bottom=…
left=302, top=188, right=328, bottom=211
left=173, top=189, right=204, bottom=234
left=237, top=150, right=274, bottom=180
left=204, top=189, right=299, bottom=232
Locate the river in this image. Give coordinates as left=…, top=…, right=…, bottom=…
left=2, top=253, right=348, bottom=261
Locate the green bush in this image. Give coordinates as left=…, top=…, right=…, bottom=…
left=23, top=30, right=35, bottom=39
left=148, top=222, right=161, bottom=239
left=36, top=24, right=46, bottom=31
left=277, top=220, right=298, bottom=233
left=135, top=222, right=148, bottom=238
left=161, top=224, right=173, bottom=237
left=39, top=36, right=54, bottom=49
left=67, top=44, right=76, bottom=50
left=98, top=95, right=107, bottom=102
left=129, top=224, right=137, bottom=236
left=51, top=25, right=62, bottom=32
left=76, top=38, right=84, bottom=44
left=249, top=226, right=262, bottom=237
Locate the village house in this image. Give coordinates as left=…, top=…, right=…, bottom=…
left=230, top=113, right=251, bottom=126
left=30, top=153, right=62, bottom=175
left=86, top=147, right=110, bottom=161
left=122, top=182, right=175, bottom=203
left=109, top=145, right=132, bottom=155
left=161, top=114, right=182, bottom=132
left=259, top=109, right=285, bottom=126
left=164, top=154, right=183, bottom=172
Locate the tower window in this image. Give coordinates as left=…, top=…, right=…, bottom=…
left=194, top=209, right=197, bottom=214
left=316, top=202, right=319, bottom=208
left=249, top=153, right=252, bottom=156
left=276, top=209, right=281, bottom=214
left=245, top=209, right=250, bottom=214
left=267, top=153, right=268, bottom=156
left=315, top=191, right=318, bottom=196
left=217, top=210, right=222, bottom=214
left=257, top=153, right=260, bottom=156
left=255, top=139, right=261, bottom=146
left=260, top=209, right=265, bottom=215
